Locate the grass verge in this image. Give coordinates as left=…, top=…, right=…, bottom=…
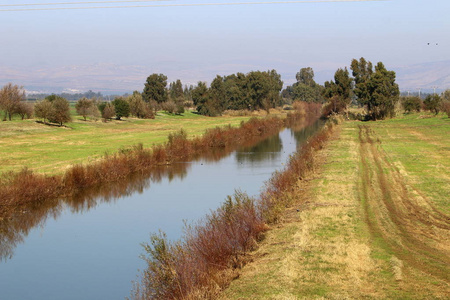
left=0, top=110, right=257, bottom=175
left=222, top=113, right=449, bottom=299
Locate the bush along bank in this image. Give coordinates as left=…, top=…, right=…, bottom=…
left=0, top=103, right=322, bottom=215
left=130, top=115, right=338, bottom=300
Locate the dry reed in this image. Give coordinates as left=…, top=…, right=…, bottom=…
left=132, top=107, right=336, bottom=300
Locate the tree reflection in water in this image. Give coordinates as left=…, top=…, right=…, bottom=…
left=0, top=116, right=324, bottom=261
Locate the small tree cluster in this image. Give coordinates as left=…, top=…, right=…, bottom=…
left=127, top=91, right=155, bottom=119
left=34, top=95, right=71, bottom=125
left=351, top=58, right=399, bottom=120
left=191, top=70, right=283, bottom=116
left=142, top=74, right=186, bottom=115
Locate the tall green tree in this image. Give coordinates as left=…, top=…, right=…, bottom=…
left=169, top=79, right=184, bottom=100
left=292, top=83, right=323, bottom=103
left=288, top=67, right=324, bottom=103
left=296, top=67, right=315, bottom=87
left=225, top=73, right=248, bottom=110
left=351, top=57, right=373, bottom=106
left=323, top=68, right=352, bottom=114
left=143, top=73, right=168, bottom=103
left=192, top=82, right=218, bottom=116
left=112, top=97, right=130, bottom=120
left=365, top=62, right=400, bottom=119
left=246, top=70, right=282, bottom=111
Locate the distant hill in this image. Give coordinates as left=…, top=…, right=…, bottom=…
left=1, top=60, right=449, bottom=95
left=0, top=64, right=149, bottom=94
left=393, top=60, right=450, bottom=93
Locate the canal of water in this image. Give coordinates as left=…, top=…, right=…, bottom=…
left=0, top=120, right=323, bottom=300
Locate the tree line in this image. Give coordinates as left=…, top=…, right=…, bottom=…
left=1, top=57, right=450, bottom=125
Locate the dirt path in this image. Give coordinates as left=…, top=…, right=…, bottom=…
left=358, top=125, right=449, bottom=295
left=222, top=120, right=450, bottom=299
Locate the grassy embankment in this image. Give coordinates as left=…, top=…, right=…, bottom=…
left=222, top=113, right=449, bottom=299
left=1, top=107, right=301, bottom=212
left=0, top=110, right=262, bottom=175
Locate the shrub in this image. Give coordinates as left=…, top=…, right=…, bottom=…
left=34, top=99, right=54, bottom=124
left=135, top=191, right=266, bottom=300
left=101, top=102, right=115, bottom=121
left=423, top=94, right=442, bottom=115
left=162, top=100, right=177, bottom=114
left=401, top=96, right=422, bottom=113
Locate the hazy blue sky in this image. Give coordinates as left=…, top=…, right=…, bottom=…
left=0, top=0, right=449, bottom=90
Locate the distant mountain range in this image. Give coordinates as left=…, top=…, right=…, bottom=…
left=1, top=60, right=449, bottom=95
left=392, top=60, right=450, bottom=93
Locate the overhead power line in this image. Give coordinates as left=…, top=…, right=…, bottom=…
left=0, top=0, right=169, bottom=7
left=0, top=0, right=388, bottom=12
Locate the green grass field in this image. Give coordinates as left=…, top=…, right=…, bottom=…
left=0, top=110, right=259, bottom=175
left=222, top=112, right=449, bottom=299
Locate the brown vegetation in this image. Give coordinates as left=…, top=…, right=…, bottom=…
left=1, top=103, right=322, bottom=215
left=131, top=110, right=335, bottom=300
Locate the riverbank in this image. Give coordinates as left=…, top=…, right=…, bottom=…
left=0, top=110, right=257, bottom=175
left=222, top=113, right=449, bottom=299
left=131, top=112, right=334, bottom=299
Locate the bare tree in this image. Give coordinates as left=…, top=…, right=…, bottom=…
left=102, top=102, right=115, bottom=121
left=0, top=83, right=26, bottom=121
left=16, top=101, right=34, bottom=120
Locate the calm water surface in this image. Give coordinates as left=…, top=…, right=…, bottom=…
left=0, top=122, right=322, bottom=300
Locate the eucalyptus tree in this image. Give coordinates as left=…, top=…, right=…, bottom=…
left=365, top=62, right=400, bottom=119
left=350, top=58, right=399, bottom=119
left=323, top=68, right=352, bottom=114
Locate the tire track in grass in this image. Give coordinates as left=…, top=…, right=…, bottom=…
left=358, top=125, right=450, bottom=294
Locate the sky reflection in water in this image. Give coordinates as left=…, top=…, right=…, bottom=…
left=0, top=121, right=323, bottom=300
